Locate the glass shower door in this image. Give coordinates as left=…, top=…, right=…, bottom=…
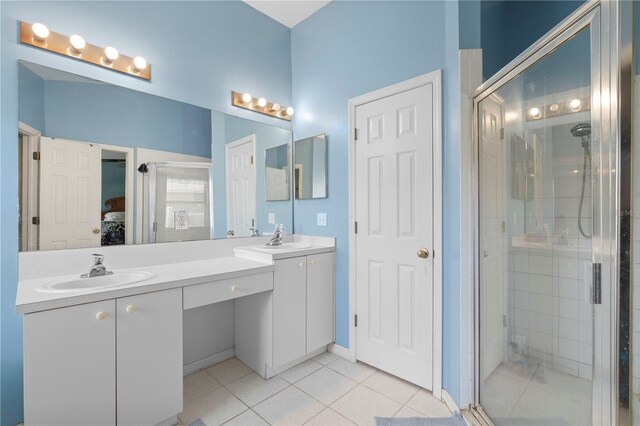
left=477, top=23, right=601, bottom=426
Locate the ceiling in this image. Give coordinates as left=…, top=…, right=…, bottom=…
left=243, top=0, right=331, bottom=28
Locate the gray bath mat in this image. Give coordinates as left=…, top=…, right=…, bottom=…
left=188, top=420, right=206, bottom=426
left=375, top=414, right=467, bottom=426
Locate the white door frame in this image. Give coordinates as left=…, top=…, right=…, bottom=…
left=18, top=121, right=41, bottom=251
left=347, top=70, right=443, bottom=399
left=225, top=134, right=256, bottom=237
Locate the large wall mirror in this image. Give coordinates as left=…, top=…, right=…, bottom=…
left=293, top=134, right=327, bottom=199
left=18, top=61, right=292, bottom=251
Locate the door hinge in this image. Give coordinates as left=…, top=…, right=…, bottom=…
left=354, top=128, right=358, bottom=141
left=500, top=128, right=505, bottom=140
left=354, top=314, right=358, bottom=327
left=502, top=314, right=507, bottom=327
left=592, top=263, right=602, bottom=304
left=354, top=221, right=358, bottom=234
left=31, top=216, right=40, bottom=225
left=250, top=155, right=254, bottom=165
left=502, top=221, right=506, bottom=233
left=32, top=152, right=41, bottom=160
left=152, top=221, right=157, bottom=233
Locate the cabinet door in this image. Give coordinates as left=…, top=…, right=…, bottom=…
left=117, top=288, right=183, bottom=426
left=24, top=300, right=116, bottom=426
left=273, top=256, right=307, bottom=367
left=307, top=252, right=335, bottom=351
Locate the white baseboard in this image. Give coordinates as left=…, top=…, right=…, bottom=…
left=183, top=348, right=235, bottom=376
left=328, top=343, right=356, bottom=361
left=442, top=389, right=460, bottom=414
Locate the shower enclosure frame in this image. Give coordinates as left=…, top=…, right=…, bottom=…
left=470, top=1, right=632, bottom=424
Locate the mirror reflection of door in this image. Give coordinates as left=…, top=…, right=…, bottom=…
left=225, top=135, right=256, bottom=237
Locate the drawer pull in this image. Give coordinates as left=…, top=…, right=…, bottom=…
left=96, top=311, right=107, bottom=321
left=231, top=285, right=239, bottom=292
left=126, top=305, right=136, bottom=314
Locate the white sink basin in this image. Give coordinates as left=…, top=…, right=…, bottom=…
left=253, top=243, right=311, bottom=251
left=39, top=271, right=156, bottom=293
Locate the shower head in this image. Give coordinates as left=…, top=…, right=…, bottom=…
left=570, top=122, right=591, bottom=138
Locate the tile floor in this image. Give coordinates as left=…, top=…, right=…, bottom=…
left=481, top=361, right=591, bottom=425
left=179, top=353, right=451, bottom=426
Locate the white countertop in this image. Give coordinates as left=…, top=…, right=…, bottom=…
left=16, top=257, right=273, bottom=314
left=234, top=244, right=335, bottom=262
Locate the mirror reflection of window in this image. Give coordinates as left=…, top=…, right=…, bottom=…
left=294, top=134, right=328, bottom=200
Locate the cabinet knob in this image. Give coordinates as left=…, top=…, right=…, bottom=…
left=126, top=305, right=136, bottom=314
left=231, top=285, right=239, bottom=292
left=310, top=259, right=316, bottom=265
left=299, top=262, right=304, bottom=268
left=96, top=311, right=107, bottom=320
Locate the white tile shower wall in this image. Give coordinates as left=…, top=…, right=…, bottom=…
left=509, top=248, right=593, bottom=379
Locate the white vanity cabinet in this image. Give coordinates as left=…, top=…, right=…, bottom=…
left=272, top=251, right=335, bottom=370
left=116, top=288, right=183, bottom=426
left=23, top=288, right=182, bottom=426
left=24, top=300, right=117, bottom=426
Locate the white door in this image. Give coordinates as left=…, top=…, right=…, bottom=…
left=355, top=84, right=434, bottom=389
left=226, top=136, right=256, bottom=237
left=479, top=96, right=506, bottom=379
left=117, top=289, right=182, bottom=425
left=39, top=137, right=102, bottom=250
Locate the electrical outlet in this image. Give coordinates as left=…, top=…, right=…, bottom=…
left=268, top=213, right=276, bottom=225
left=317, top=213, right=327, bottom=227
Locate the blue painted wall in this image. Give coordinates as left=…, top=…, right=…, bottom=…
left=102, top=161, right=126, bottom=210
left=481, top=0, right=585, bottom=79
left=212, top=112, right=293, bottom=239
left=291, top=0, right=465, bottom=403
left=17, top=64, right=44, bottom=132
left=1, top=2, right=291, bottom=424
left=19, top=63, right=212, bottom=158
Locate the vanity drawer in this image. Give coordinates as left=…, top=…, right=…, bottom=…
left=183, top=272, right=273, bottom=310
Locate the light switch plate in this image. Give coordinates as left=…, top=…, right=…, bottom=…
left=317, top=213, right=327, bottom=227
left=268, top=213, right=276, bottom=225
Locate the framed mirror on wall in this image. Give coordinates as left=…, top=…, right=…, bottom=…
left=293, top=134, right=327, bottom=200
left=17, top=60, right=293, bottom=251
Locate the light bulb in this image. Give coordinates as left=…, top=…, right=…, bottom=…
left=549, top=103, right=559, bottom=112
left=529, top=107, right=541, bottom=119
left=104, top=46, right=119, bottom=63
left=132, top=56, right=147, bottom=72
left=257, top=98, right=267, bottom=108
left=69, top=35, right=85, bottom=53
left=271, top=103, right=281, bottom=112
left=570, top=98, right=581, bottom=111
left=32, top=23, right=49, bottom=41
left=286, top=107, right=295, bottom=116
left=242, top=93, right=252, bottom=103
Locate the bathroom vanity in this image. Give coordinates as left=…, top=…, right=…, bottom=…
left=16, top=238, right=335, bottom=426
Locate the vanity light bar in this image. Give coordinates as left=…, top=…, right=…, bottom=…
left=19, top=21, right=151, bottom=81
left=526, top=96, right=590, bottom=121
left=231, top=91, right=293, bottom=121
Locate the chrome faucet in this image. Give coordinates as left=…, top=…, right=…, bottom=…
left=250, top=227, right=260, bottom=237
left=265, top=224, right=284, bottom=246
left=81, top=254, right=113, bottom=278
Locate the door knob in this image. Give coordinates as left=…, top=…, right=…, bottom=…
left=126, top=305, right=136, bottom=314
left=92, top=228, right=100, bottom=234
left=417, top=248, right=429, bottom=259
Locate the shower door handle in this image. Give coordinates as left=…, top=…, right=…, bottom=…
left=592, top=263, right=602, bottom=305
